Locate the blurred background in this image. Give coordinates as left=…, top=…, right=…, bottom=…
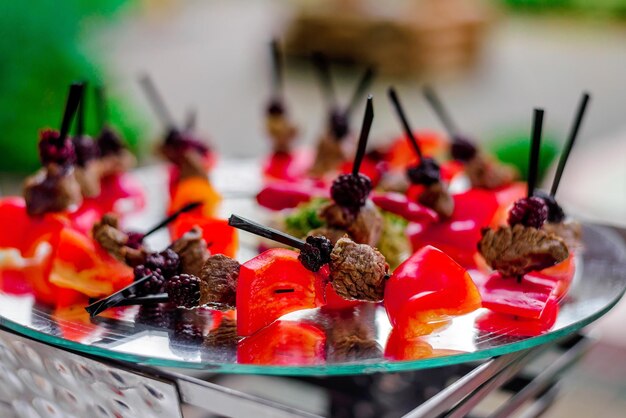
left=1, top=0, right=626, bottom=416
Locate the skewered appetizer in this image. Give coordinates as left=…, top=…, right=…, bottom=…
left=88, top=98, right=483, bottom=344
left=262, top=39, right=304, bottom=181
left=257, top=96, right=438, bottom=269
left=0, top=83, right=134, bottom=306
left=138, top=75, right=220, bottom=219
left=90, top=85, right=144, bottom=217
left=475, top=99, right=589, bottom=337
left=422, top=85, right=519, bottom=190
left=308, top=53, right=375, bottom=178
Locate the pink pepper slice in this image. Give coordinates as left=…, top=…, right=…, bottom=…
left=371, top=192, right=439, bottom=224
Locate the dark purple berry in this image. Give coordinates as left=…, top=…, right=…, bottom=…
left=508, top=197, right=548, bottom=228
left=145, top=249, right=180, bottom=277
left=125, top=231, right=144, bottom=249
left=165, top=274, right=200, bottom=308
left=173, top=321, right=203, bottom=343
left=72, top=135, right=99, bottom=167
left=135, top=304, right=168, bottom=327
left=406, top=157, right=440, bottom=186
left=266, top=99, right=285, bottom=116
left=330, top=173, right=372, bottom=210
left=97, top=126, right=124, bottom=157
left=133, top=265, right=165, bottom=295
left=366, top=148, right=386, bottom=162
left=534, top=190, right=566, bottom=223
left=38, top=129, right=76, bottom=166
left=160, top=248, right=181, bottom=276
left=299, top=235, right=333, bottom=272
left=164, top=129, right=209, bottom=156
left=329, top=109, right=349, bottom=140
left=451, top=135, right=477, bottom=162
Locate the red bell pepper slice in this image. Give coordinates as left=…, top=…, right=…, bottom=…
left=256, top=181, right=327, bottom=211
left=480, top=272, right=557, bottom=320
left=384, top=245, right=482, bottom=339
left=371, top=192, right=439, bottom=224
left=322, top=282, right=362, bottom=311
left=524, top=254, right=576, bottom=301
left=489, top=182, right=527, bottom=228
left=68, top=199, right=104, bottom=235
left=237, top=320, right=326, bottom=365
left=0, top=197, right=30, bottom=252
left=476, top=297, right=559, bottom=337
left=49, top=227, right=133, bottom=299
left=169, top=177, right=221, bottom=219
left=384, top=328, right=465, bottom=361
left=262, top=150, right=312, bottom=182
left=236, top=248, right=325, bottom=336
left=409, top=188, right=500, bottom=268
left=170, top=214, right=238, bottom=258
left=99, top=173, right=145, bottom=215
left=384, top=330, right=434, bottom=361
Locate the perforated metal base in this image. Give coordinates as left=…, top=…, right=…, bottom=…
left=0, top=326, right=593, bottom=418
left=0, top=328, right=182, bottom=418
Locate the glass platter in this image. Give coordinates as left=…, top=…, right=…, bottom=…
left=1, top=161, right=625, bottom=376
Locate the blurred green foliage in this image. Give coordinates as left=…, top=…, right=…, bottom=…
left=486, top=132, right=560, bottom=182
left=0, top=1, right=143, bottom=173
left=502, top=0, right=626, bottom=16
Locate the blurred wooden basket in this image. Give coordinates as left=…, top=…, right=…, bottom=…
left=284, top=0, right=495, bottom=77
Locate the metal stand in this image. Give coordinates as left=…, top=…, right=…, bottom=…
left=0, top=325, right=593, bottom=418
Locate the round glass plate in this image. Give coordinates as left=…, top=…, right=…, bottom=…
left=1, top=162, right=625, bottom=376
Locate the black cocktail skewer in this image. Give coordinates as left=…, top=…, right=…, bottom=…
left=185, top=109, right=197, bottom=131
left=422, top=85, right=477, bottom=161
left=86, top=275, right=154, bottom=317
left=550, top=92, right=590, bottom=197
left=527, top=108, right=544, bottom=198
left=76, top=82, right=87, bottom=138
left=115, top=293, right=170, bottom=307
left=59, top=83, right=85, bottom=141
left=138, top=74, right=177, bottom=130
left=388, top=87, right=422, bottom=158
left=228, top=214, right=305, bottom=250
left=95, top=85, right=107, bottom=131
left=422, top=85, right=460, bottom=138
left=351, top=95, right=374, bottom=176
left=312, top=52, right=337, bottom=109
left=345, top=67, right=376, bottom=120
left=270, top=38, right=284, bottom=102
left=141, top=201, right=202, bottom=240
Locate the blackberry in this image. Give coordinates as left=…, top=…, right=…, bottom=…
left=164, top=129, right=209, bottom=156
left=266, top=99, right=285, bottom=116
left=329, top=109, right=349, bottom=140
left=125, top=231, right=144, bottom=249
left=406, top=157, right=440, bottom=186
left=508, top=197, right=548, bottom=229
left=299, top=235, right=333, bottom=272
left=534, top=190, right=566, bottom=223
left=173, top=321, right=203, bottom=343
left=133, top=265, right=165, bottom=295
left=72, top=135, right=99, bottom=167
left=366, top=148, right=386, bottom=162
left=451, top=135, right=477, bottom=162
left=145, top=249, right=180, bottom=277
left=165, top=274, right=201, bottom=308
left=330, top=173, right=372, bottom=210
left=135, top=304, right=168, bottom=327
left=38, top=129, right=76, bottom=166
left=97, top=126, right=124, bottom=157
